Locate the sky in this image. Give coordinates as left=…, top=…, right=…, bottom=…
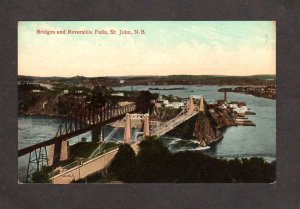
left=18, top=21, right=276, bottom=77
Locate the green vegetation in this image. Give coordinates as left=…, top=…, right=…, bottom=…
left=31, top=166, right=54, bottom=183
left=92, top=137, right=276, bottom=183
left=100, top=141, right=119, bottom=151
left=18, top=82, right=48, bottom=112
left=109, top=144, right=137, bottom=181
left=18, top=82, right=47, bottom=92
left=18, top=92, right=39, bottom=112
left=161, top=94, right=182, bottom=102
left=59, top=141, right=118, bottom=167
left=69, top=141, right=100, bottom=159
left=135, top=91, right=155, bottom=113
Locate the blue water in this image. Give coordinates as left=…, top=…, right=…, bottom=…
left=113, top=85, right=276, bottom=160
left=18, top=85, right=276, bottom=181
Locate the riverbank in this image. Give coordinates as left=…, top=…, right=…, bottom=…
left=219, top=86, right=276, bottom=100
left=18, top=112, right=69, bottom=118
left=148, top=87, right=186, bottom=90
left=162, top=98, right=255, bottom=147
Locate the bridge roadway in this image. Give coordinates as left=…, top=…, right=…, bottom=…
left=51, top=110, right=199, bottom=184
left=51, top=143, right=140, bottom=184
left=151, top=110, right=198, bottom=137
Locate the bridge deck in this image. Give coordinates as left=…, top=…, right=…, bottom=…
left=151, top=111, right=198, bottom=137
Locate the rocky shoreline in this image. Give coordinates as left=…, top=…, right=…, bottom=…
left=160, top=100, right=255, bottom=147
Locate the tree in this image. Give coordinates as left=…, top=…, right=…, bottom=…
left=109, top=144, right=136, bottom=182
left=135, top=91, right=154, bottom=113
left=135, top=137, right=172, bottom=182
left=31, top=166, right=52, bottom=183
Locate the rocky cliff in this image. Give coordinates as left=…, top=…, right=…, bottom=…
left=165, top=110, right=224, bottom=146
left=161, top=102, right=240, bottom=146
left=18, top=91, right=62, bottom=116
left=212, top=109, right=237, bottom=128
left=192, top=113, right=223, bottom=146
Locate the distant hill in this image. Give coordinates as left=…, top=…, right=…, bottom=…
left=18, top=75, right=64, bottom=81
left=166, top=74, right=275, bottom=80
left=18, top=74, right=275, bottom=80
left=18, top=74, right=276, bottom=86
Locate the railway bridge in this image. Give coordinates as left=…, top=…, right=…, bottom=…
left=18, top=101, right=137, bottom=181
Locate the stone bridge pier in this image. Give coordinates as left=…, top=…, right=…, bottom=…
left=48, top=139, right=69, bottom=166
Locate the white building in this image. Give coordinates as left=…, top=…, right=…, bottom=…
left=75, top=90, right=83, bottom=94
left=171, top=102, right=184, bottom=108
left=165, top=102, right=184, bottom=109
left=229, top=103, right=238, bottom=109
left=233, top=106, right=248, bottom=114
left=218, top=103, right=227, bottom=109
left=31, top=89, right=42, bottom=93
left=163, top=100, right=169, bottom=105
left=111, top=92, right=124, bottom=97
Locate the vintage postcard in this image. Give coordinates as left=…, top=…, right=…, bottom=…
left=18, top=21, right=276, bottom=183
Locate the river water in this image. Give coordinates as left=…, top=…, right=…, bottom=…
left=18, top=85, right=276, bottom=181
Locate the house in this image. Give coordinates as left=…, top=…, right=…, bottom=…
left=163, top=100, right=169, bottom=105
left=31, top=89, right=42, bottom=93
left=111, top=92, right=124, bottom=97
left=165, top=102, right=184, bottom=109
left=171, top=102, right=184, bottom=109
left=233, top=106, right=248, bottom=114
left=75, top=90, right=83, bottom=94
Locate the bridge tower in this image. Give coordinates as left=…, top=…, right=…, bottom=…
left=123, top=113, right=151, bottom=143
left=188, top=96, right=195, bottom=113
left=124, top=113, right=131, bottom=144
left=143, top=114, right=150, bottom=137
left=199, top=96, right=205, bottom=112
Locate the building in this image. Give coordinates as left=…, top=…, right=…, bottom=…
left=233, top=106, right=248, bottom=114
left=165, top=101, right=184, bottom=109
left=111, top=92, right=124, bottom=97
left=162, top=100, right=169, bottom=105
left=75, top=90, right=83, bottom=94
left=31, top=89, right=42, bottom=93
